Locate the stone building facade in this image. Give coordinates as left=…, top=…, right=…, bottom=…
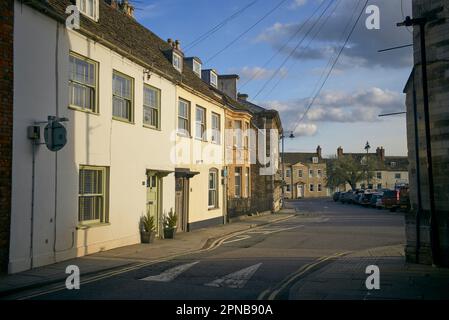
left=403, top=0, right=449, bottom=266
left=282, top=146, right=329, bottom=199
left=0, top=0, right=13, bottom=273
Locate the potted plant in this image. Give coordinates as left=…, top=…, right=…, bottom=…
left=163, top=209, right=178, bottom=239
left=140, top=211, right=156, bottom=244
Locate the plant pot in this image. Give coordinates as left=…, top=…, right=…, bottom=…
left=163, top=227, right=176, bottom=239
left=140, top=231, right=155, bottom=244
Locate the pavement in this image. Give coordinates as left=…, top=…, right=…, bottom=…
left=0, top=210, right=295, bottom=298
left=289, top=244, right=449, bottom=300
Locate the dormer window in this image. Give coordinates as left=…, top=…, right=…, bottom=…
left=77, top=0, right=99, bottom=21
left=193, top=60, right=202, bottom=77
left=210, top=72, right=218, bottom=87
left=173, top=52, right=182, bottom=72
left=391, top=162, right=397, bottom=168
left=312, top=157, right=318, bottom=164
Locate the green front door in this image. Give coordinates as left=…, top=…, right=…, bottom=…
left=147, top=174, right=160, bottom=236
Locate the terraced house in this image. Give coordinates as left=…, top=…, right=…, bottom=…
left=1, top=0, right=282, bottom=273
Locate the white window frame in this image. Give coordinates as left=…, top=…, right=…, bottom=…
left=69, top=52, right=98, bottom=113
left=298, top=170, right=303, bottom=178
left=210, top=71, right=218, bottom=87
left=177, top=98, right=190, bottom=136
left=173, top=52, right=182, bottom=72
left=195, top=106, right=206, bottom=140
left=211, top=112, right=221, bottom=144
left=234, top=120, right=243, bottom=149
left=112, top=70, right=134, bottom=123
left=309, top=184, right=314, bottom=192
left=286, top=169, right=291, bottom=178
left=193, top=60, right=202, bottom=77
left=309, top=169, right=314, bottom=177
left=78, top=166, right=108, bottom=225
left=317, top=169, right=322, bottom=177
left=208, top=169, right=218, bottom=208
left=76, top=0, right=99, bottom=21
left=143, top=84, right=161, bottom=129
left=312, top=157, right=319, bottom=164
left=235, top=167, right=242, bottom=198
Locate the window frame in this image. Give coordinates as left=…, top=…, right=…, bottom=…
left=234, top=120, right=243, bottom=149
left=173, top=52, right=183, bottom=72
left=112, top=70, right=134, bottom=123
left=177, top=98, right=191, bottom=136
left=143, top=84, right=161, bottom=130
left=309, top=169, right=314, bottom=177
left=312, top=157, right=319, bottom=164
left=235, top=167, right=242, bottom=198
left=195, top=105, right=207, bottom=141
left=208, top=169, right=219, bottom=209
left=211, top=112, right=221, bottom=144
left=318, top=184, right=322, bottom=192
left=395, top=173, right=401, bottom=179
left=69, top=52, right=99, bottom=113
left=210, top=71, right=218, bottom=87
left=76, top=0, right=99, bottom=22
left=298, top=169, right=303, bottom=178
left=193, top=59, right=202, bottom=77
left=78, top=165, right=108, bottom=225
left=309, top=184, right=314, bottom=192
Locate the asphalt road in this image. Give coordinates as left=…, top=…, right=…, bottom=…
left=28, top=198, right=405, bottom=300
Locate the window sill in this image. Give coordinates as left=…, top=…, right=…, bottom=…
left=68, top=105, right=99, bottom=115
left=177, top=132, right=192, bottom=138
left=76, top=222, right=110, bottom=230
left=208, top=207, right=219, bottom=211
left=194, top=137, right=208, bottom=142
left=143, top=124, right=161, bottom=131
left=113, top=117, right=134, bottom=125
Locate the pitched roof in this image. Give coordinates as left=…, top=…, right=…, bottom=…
left=238, top=98, right=283, bottom=132
left=282, top=152, right=322, bottom=165
left=29, top=0, right=224, bottom=105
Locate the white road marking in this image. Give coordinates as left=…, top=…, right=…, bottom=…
left=247, top=225, right=303, bottom=235
left=205, top=263, right=262, bottom=289
left=140, top=261, right=199, bottom=282
left=222, top=235, right=251, bottom=244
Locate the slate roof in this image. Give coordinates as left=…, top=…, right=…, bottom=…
left=338, top=152, right=409, bottom=171
left=28, top=0, right=224, bottom=105
left=238, top=98, right=283, bottom=132
left=282, top=152, right=322, bottom=165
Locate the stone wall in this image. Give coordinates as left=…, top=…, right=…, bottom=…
left=405, top=0, right=449, bottom=266
left=0, top=0, right=13, bottom=273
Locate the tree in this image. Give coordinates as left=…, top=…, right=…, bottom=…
left=326, top=155, right=376, bottom=191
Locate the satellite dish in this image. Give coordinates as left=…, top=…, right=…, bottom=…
left=44, top=121, right=67, bottom=152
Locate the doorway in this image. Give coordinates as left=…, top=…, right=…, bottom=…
left=147, top=173, right=161, bottom=236
left=175, top=177, right=189, bottom=232
left=297, top=184, right=304, bottom=198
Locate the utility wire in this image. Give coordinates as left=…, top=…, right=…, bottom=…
left=239, top=0, right=329, bottom=90
left=401, top=0, right=413, bottom=34
left=260, top=0, right=343, bottom=100
left=291, top=0, right=369, bottom=133
left=253, top=0, right=335, bottom=99
left=184, top=0, right=259, bottom=52
left=205, top=0, right=289, bottom=63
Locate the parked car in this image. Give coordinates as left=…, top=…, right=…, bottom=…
left=340, top=192, right=352, bottom=204
left=360, top=193, right=374, bottom=206
left=398, top=186, right=411, bottom=212
left=370, top=193, right=383, bottom=208
left=381, top=189, right=400, bottom=211
left=351, top=190, right=365, bottom=204
left=333, top=192, right=341, bottom=202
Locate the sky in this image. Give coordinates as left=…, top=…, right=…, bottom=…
left=133, top=0, right=413, bottom=157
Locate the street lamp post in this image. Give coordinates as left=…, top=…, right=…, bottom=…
left=397, top=16, right=440, bottom=266
left=364, top=141, right=370, bottom=189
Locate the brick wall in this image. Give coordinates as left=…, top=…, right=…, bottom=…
left=0, top=0, right=14, bottom=273
left=405, top=0, right=449, bottom=266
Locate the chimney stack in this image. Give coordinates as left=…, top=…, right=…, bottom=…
left=316, top=145, right=322, bottom=158
left=379, top=147, right=385, bottom=161
left=337, top=146, right=343, bottom=158
left=218, top=74, right=239, bottom=99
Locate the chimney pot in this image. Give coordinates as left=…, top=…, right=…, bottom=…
left=238, top=93, right=248, bottom=101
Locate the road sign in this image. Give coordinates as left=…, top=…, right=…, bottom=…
left=44, top=121, right=67, bottom=152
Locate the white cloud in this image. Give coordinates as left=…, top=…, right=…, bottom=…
left=294, top=123, right=318, bottom=136
left=290, top=0, right=308, bottom=9
left=261, top=87, right=405, bottom=134
left=230, top=66, right=288, bottom=81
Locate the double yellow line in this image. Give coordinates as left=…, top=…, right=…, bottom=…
left=258, top=251, right=351, bottom=300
